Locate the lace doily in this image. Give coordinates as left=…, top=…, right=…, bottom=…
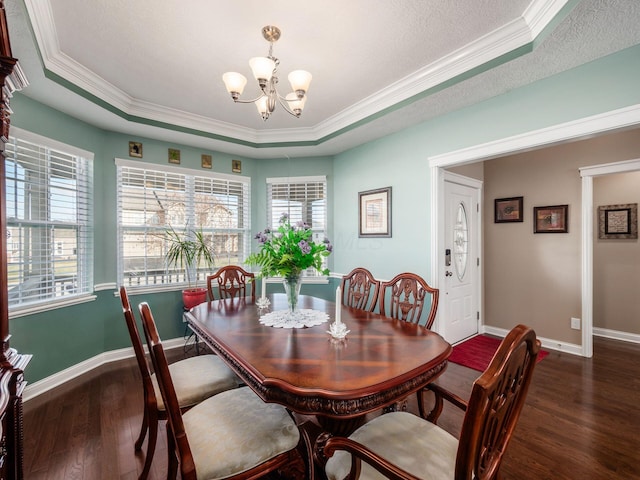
left=259, top=309, right=329, bottom=328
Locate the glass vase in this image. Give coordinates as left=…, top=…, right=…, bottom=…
left=283, top=273, right=302, bottom=315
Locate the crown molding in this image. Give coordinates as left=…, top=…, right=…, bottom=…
left=24, top=0, right=569, bottom=146
left=523, top=0, right=572, bottom=38
left=429, top=104, right=640, bottom=168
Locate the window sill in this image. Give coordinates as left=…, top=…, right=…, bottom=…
left=9, top=294, right=97, bottom=319
left=265, top=276, right=330, bottom=285
left=117, top=276, right=331, bottom=298
left=115, top=284, right=189, bottom=296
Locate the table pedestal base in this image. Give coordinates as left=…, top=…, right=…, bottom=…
left=312, top=415, right=366, bottom=466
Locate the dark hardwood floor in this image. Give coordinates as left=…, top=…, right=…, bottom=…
left=23, top=336, right=640, bottom=479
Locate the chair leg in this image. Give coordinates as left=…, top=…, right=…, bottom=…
left=139, top=409, right=159, bottom=480
left=166, top=424, right=179, bottom=479
left=134, top=403, right=149, bottom=451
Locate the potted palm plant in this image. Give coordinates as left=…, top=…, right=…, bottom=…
left=165, top=226, right=215, bottom=309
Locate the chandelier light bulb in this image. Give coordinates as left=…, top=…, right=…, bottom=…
left=288, top=70, right=312, bottom=98
left=249, top=57, right=276, bottom=88
left=222, top=72, right=247, bottom=100
left=255, top=96, right=270, bottom=120
left=286, top=92, right=307, bottom=117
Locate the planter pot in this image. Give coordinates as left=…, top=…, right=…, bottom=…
left=182, top=288, right=208, bottom=309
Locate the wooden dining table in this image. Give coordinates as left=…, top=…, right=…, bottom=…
left=185, top=293, right=451, bottom=465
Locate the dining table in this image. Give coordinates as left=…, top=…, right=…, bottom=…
left=184, top=293, right=451, bottom=467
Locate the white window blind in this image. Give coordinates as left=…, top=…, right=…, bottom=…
left=5, top=129, right=94, bottom=309
left=266, top=176, right=327, bottom=276
left=116, top=159, right=251, bottom=289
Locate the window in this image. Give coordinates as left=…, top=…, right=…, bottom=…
left=5, top=128, right=94, bottom=311
left=116, top=159, right=251, bottom=290
left=266, top=176, right=328, bottom=277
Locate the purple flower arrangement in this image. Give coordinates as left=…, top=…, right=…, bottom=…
left=246, top=213, right=332, bottom=278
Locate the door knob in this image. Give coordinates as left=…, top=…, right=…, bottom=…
left=445, top=271, right=453, bottom=277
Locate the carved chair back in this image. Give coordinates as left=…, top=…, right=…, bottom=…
left=206, top=265, right=255, bottom=301
left=340, top=267, right=380, bottom=313
left=379, top=272, right=439, bottom=328
left=456, top=324, right=540, bottom=478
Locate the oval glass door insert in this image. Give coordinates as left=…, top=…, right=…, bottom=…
left=454, top=202, right=469, bottom=281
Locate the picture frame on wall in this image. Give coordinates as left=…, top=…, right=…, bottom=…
left=168, top=148, right=181, bottom=164
left=494, top=196, right=523, bottom=223
left=232, top=159, right=242, bottom=173
left=359, top=187, right=392, bottom=238
left=129, top=141, right=142, bottom=158
left=533, top=204, right=568, bottom=233
left=201, top=154, right=212, bottom=169
left=598, top=203, right=638, bottom=239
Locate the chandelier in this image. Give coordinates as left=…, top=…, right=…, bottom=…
left=222, top=26, right=312, bottom=121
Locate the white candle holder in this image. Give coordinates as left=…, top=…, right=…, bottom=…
left=256, top=296, right=271, bottom=309
left=328, top=321, right=350, bottom=339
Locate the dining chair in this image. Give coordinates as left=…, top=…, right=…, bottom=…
left=206, top=265, right=255, bottom=301
left=379, top=272, right=439, bottom=329
left=340, top=267, right=380, bottom=313
left=119, top=286, right=240, bottom=479
left=324, top=324, right=540, bottom=480
left=138, top=301, right=313, bottom=480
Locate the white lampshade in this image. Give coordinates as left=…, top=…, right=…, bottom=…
left=255, top=96, right=269, bottom=116
left=286, top=92, right=307, bottom=114
left=288, top=70, right=312, bottom=95
left=249, top=57, right=276, bottom=82
left=222, top=72, right=247, bottom=95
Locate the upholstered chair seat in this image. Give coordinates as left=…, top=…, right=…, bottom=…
left=150, top=355, right=239, bottom=411
left=182, top=386, right=300, bottom=479
left=325, top=411, right=458, bottom=480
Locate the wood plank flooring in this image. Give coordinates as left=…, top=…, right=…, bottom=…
left=23, top=336, right=640, bottom=479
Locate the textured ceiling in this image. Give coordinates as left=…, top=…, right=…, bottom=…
left=5, top=0, right=640, bottom=158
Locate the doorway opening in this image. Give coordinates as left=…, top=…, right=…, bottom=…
left=429, top=105, right=640, bottom=357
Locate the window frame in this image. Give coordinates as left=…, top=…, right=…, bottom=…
left=6, top=127, right=95, bottom=317
left=266, top=175, right=329, bottom=283
left=115, top=158, right=251, bottom=293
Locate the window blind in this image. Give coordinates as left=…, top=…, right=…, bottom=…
left=5, top=130, right=94, bottom=309
left=266, top=176, right=327, bottom=276
left=116, top=159, right=251, bottom=289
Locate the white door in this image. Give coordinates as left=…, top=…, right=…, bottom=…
left=442, top=175, right=481, bottom=344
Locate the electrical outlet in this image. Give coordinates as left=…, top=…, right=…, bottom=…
left=571, top=317, right=581, bottom=330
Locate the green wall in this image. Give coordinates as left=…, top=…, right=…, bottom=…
left=7, top=43, right=640, bottom=384
left=333, top=44, right=640, bottom=281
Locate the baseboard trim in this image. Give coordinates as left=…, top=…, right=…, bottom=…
left=593, top=327, right=640, bottom=344
left=23, top=337, right=185, bottom=403
left=482, top=325, right=583, bottom=356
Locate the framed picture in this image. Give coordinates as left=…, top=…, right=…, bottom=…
left=232, top=159, right=242, bottom=173
left=129, top=141, right=142, bottom=158
left=359, top=187, right=392, bottom=238
left=598, top=203, right=638, bottom=239
left=495, top=196, right=523, bottom=223
left=201, top=154, right=212, bottom=169
left=168, top=148, right=181, bottom=164
left=534, top=204, right=568, bottom=233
